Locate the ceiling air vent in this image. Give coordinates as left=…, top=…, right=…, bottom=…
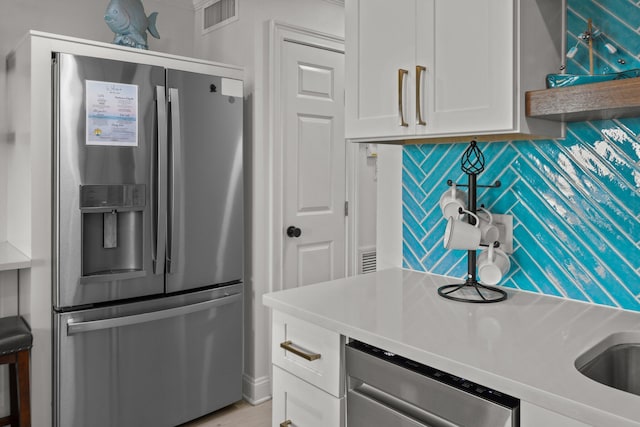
left=359, top=248, right=377, bottom=275
left=203, top=0, right=238, bottom=33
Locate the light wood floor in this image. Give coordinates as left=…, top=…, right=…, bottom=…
left=182, top=400, right=272, bottom=427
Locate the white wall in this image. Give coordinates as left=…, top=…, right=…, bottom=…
left=356, top=144, right=377, bottom=256
left=193, top=0, right=345, bottom=404
left=376, top=144, right=403, bottom=269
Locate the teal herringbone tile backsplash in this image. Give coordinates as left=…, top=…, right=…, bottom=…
left=402, top=0, right=640, bottom=311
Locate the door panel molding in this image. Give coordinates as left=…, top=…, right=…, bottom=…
left=268, top=21, right=347, bottom=293
left=282, top=42, right=345, bottom=291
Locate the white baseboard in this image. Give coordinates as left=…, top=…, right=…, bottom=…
left=242, top=374, right=272, bottom=405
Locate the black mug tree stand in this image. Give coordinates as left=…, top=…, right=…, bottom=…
left=437, top=140, right=508, bottom=303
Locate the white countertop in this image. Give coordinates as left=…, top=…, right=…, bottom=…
left=0, top=241, right=31, bottom=271
left=263, top=268, right=640, bottom=427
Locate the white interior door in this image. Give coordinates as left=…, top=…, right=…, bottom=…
left=282, top=40, right=346, bottom=290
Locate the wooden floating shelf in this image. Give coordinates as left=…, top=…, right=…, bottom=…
left=525, top=77, right=640, bottom=122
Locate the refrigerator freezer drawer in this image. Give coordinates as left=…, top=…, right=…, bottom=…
left=54, top=285, right=243, bottom=427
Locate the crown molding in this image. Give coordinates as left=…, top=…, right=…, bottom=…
left=146, top=0, right=196, bottom=10
left=192, top=0, right=209, bottom=9
left=192, top=0, right=344, bottom=8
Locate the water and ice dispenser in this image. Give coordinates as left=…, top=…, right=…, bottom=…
left=80, top=184, right=145, bottom=278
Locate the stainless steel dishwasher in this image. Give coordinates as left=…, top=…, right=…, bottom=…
left=346, top=341, right=519, bottom=427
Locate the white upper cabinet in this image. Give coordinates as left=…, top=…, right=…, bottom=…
left=345, top=0, right=565, bottom=143
left=422, top=0, right=513, bottom=135
left=345, top=0, right=417, bottom=139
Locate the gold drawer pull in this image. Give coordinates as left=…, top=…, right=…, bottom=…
left=280, top=340, right=321, bottom=361
left=416, top=65, right=427, bottom=126
left=398, top=68, right=409, bottom=127
left=280, top=421, right=292, bottom=427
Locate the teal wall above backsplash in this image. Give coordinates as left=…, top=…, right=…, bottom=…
left=402, top=0, right=640, bottom=311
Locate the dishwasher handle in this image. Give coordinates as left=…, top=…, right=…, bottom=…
left=350, top=382, right=459, bottom=427
left=66, top=292, right=241, bottom=335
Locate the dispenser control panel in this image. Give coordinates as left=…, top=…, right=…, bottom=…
left=80, top=184, right=145, bottom=210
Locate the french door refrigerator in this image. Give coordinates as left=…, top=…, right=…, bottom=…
left=52, top=52, right=244, bottom=427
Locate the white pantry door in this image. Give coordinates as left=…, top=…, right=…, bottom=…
left=282, top=40, right=346, bottom=290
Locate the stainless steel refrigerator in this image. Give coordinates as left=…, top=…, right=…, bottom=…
left=52, top=52, right=244, bottom=427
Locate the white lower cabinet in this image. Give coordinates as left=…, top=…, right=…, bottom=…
left=271, top=311, right=345, bottom=427
left=520, top=401, right=593, bottom=427
left=269, top=311, right=595, bottom=427
left=271, top=311, right=344, bottom=397
left=272, top=366, right=345, bottom=427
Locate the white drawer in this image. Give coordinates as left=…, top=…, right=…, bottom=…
left=272, top=311, right=344, bottom=397
left=272, top=365, right=345, bottom=427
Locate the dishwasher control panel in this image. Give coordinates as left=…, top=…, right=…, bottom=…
left=348, top=340, right=520, bottom=410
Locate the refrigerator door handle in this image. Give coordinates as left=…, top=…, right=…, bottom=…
left=66, top=292, right=241, bottom=335
left=168, top=87, right=182, bottom=274
left=154, top=86, right=168, bottom=275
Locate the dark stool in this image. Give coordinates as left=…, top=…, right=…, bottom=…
left=0, top=316, right=32, bottom=427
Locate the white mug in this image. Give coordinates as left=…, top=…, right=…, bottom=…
left=443, top=209, right=481, bottom=250
left=477, top=207, right=500, bottom=245
left=439, top=184, right=467, bottom=219
left=477, top=245, right=511, bottom=285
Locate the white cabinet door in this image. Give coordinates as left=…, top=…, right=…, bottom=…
left=272, top=311, right=344, bottom=397
left=272, top=366, right=345, bottom=427
left=345, top=0, right=563, bottom=142
left=347, top=0, right=513, bottom=140
left=422, top=0, right=514, bottom=135
left=345, top=0, right=417, bottom=139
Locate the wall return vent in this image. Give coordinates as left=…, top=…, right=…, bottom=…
left=359, top=248, right=377, bottom=275
left=203, top=0, right=238, bottom=33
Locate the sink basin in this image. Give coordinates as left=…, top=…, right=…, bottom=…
left=576, top=332, right=640, bottom=396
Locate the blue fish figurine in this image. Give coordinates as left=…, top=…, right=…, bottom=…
left=104, top=0, right=160, bottom=50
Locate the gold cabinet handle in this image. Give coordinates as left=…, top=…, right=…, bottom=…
left=416, top=65, right=427, bottom=126
left=280, top=340, right=321, bottom=361
left=280, top=421, right=292, bottom=427
left=398, top=69, right=409, bottom=127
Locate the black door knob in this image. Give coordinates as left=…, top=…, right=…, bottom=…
left=286, top=226, right=302, bottom=238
